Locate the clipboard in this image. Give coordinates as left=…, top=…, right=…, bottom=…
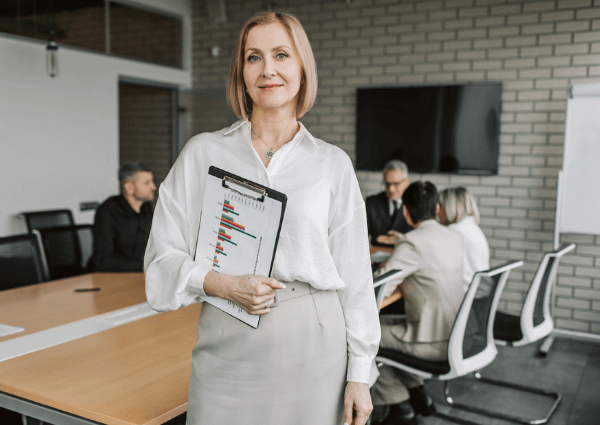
left=194, top=166, right=287, bottom=328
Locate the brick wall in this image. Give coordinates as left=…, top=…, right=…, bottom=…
left=119, top=82, right=174, bottom=190
left=191, top=0, right=600, bottom=334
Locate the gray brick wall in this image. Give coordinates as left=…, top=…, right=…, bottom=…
left=191, top=0, right=600, bottom=333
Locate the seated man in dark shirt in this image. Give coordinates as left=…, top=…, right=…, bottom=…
left=366, top=159, right=413, bottom=247
left=90, top=162, right=156, bottom=272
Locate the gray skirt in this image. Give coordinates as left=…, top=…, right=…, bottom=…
left=186, top=282, right=348, bottom=425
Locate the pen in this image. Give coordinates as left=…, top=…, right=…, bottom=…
left=74, top=288, right=101, bottom=292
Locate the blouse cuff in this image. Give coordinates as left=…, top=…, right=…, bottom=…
left=185, top=264, right=211, bottom=299
left=346, top=355, right=373, bottom=384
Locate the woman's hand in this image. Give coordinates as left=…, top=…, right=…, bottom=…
left=204, top=271, right=284, bottom=315
left=343, top=381, right=373, bottom=425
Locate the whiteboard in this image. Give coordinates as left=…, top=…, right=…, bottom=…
left=560, top=93, right=600, bottom=235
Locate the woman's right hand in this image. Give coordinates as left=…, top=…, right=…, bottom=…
left=204, top=271, right=285, bottom=315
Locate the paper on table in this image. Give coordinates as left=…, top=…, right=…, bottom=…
left=0, top=303, right=158, bottom=363
left=370, top=250, right=392, bottom=263
left=195, top=173, right=283, bottom=328
left=0, top=324, right=24, bottom=338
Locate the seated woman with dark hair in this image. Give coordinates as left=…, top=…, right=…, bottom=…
left=373, top=181, right=464, bottom=425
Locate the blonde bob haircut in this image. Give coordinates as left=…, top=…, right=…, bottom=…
left=439, top=186, right=481, bottom=225
left=227, top=11, right=317, bottom=120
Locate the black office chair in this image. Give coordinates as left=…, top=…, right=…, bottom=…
left=0, top=233, right=50, bottom=425
left=0, top=233, right=49, bottom=290
left=21, top=209, right=75, bottom=232
left=372, top=260, right=523, bottom=425
left=35, top=224, right=93, bottom=280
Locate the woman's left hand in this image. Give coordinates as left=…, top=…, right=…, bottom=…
left=343, top=381, right=373, bottom=425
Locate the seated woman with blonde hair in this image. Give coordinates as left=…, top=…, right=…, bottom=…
left=438, top=186, right=490, bottom=292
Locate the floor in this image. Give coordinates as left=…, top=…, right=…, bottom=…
left=374, top=338, right=600, bottom=425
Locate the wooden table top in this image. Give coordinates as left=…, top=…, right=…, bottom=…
left=380, top=291, right=402, bottom=309
left=0, top=273, right=148, bottom=343
left=370, top=245, right=402, bottom=309
left=370, top=245, right=394, bottom=254
left=0, top=273, right=201, bottom=425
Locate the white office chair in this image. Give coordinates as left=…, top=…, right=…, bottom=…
left=465, top=243, right=576, bottom=425
left=373, top=269, right=403, bottom=312
left=372, top=260, right=523, bottom=425
left=494, top=243, right=576, bottom=347
left=367, top=269, right=402, bottom=425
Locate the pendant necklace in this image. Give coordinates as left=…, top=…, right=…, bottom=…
left=251, top=128, right=289, bottom=159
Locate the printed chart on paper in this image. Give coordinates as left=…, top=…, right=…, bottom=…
left=195, top=174, right=284, bottom=328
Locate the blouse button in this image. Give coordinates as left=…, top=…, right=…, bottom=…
left=291, top=288, right=295, bottom=291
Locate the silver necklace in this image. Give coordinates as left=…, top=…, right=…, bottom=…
left=251, top=128, right=289, bottom=159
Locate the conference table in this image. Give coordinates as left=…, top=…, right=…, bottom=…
left=0, top=268, right=401, bottom=425
left=370, top=245, right=402, bottom=309
left=0, top=273, right=201, bottom=425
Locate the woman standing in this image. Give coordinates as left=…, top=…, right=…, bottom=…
left=144, top=11, right=380, bottom=425
left=438, top=186, right=490, bottom=291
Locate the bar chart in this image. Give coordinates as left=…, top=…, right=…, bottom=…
left=208, top=192, right=274, bottom=276
left=195, top=169, right=285, bottom=327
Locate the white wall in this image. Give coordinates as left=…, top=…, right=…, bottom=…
left=0, top=0, right=192, bottom=237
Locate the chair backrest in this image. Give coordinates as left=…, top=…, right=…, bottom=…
left=373, top=269, right=403, bottom=312
left=369, top=269, right=403, bottom=390
left=35, top=224, right=93, bottom=280
left=0, top=233, right=49, bottom=290
left=520, top=243, right=576, bottom=343
left=22, top=209, right=75, bottom=232
left=447, top=260, right=523, bottom=378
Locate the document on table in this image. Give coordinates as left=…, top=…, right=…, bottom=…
left=370, top=250, right=392, bottom=263
left=194, top=166, right=287, bottom=328
left=0, top=324, right=24, bottom=338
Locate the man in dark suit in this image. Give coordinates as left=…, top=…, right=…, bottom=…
left=366, top=160, right=412, bottom=247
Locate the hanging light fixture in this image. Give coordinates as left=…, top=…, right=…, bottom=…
left=46, top=29, right=58, bottom=78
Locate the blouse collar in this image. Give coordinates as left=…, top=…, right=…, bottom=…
left=224, top=120, right=319, bottom=149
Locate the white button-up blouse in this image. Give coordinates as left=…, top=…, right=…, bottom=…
left=144, top=120, right=380, bottom=384
left=449, top=216, right=490, bottom=292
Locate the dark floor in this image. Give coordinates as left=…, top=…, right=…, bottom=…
left=378, top=338, right=600, bottom=425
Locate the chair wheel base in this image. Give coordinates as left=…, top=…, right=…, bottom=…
left=443, top=374, right=562, bottom=425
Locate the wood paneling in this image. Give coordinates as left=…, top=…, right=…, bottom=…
left=119, top=82, right=174, bottom=191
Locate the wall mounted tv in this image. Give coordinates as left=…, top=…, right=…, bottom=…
left=356, top=82, right=502, bottom=175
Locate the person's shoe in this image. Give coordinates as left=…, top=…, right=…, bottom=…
left=378, top=400, right=418, bottom=425
left=408, top=385, right=436, bottom=416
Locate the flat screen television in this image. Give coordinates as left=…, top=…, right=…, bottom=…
left=356, top=83, right=502, bottom=174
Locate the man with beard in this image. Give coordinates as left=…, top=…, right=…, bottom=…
left=90, top=162, right=156, bottom=272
